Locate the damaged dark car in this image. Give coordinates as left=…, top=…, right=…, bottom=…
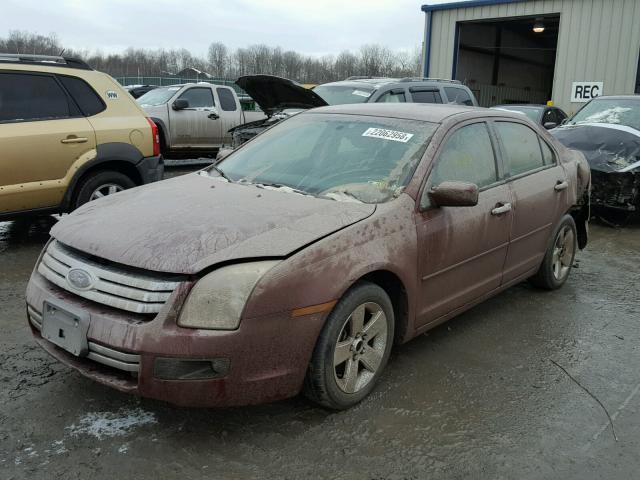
left=551, top=96, right=640, bottom=224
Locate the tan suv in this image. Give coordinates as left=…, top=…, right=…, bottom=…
left=0, top=54, right=163, bottom=219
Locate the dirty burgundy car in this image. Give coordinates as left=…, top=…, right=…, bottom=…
left=26, top=103, right=590, bottom=410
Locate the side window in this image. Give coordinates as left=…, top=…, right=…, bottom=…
left=430, top=123, right=498, bottom=189
left=444, top=87, right=473, bottom=106
left=496, top=122, right=545, bottom=175
left=410, top=89, right=442, bottom=104
left=539, top=139, right=556, bottom=165
left=58, top=75, right=106, bottom=116
left=0, top=72, right=72, bottom=122
left=376, top=90, right=406, bottom=103
left=178, top=88, right=215, bottom=108
left=217, top=87, right=237, bottom=111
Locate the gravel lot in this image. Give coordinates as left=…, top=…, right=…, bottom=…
left=1, top=166, right=639, bottom=479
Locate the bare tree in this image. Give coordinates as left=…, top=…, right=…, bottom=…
left=207, top=42, right=228, bottom=78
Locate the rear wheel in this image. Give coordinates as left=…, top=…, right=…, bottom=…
left=304, top=282, right=394, bottom=410
left=72, top=170, right=135, bottom=210
left=530, top=215, right=577, bottom=290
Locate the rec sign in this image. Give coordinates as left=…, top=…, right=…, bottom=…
left=571, top=82, right=603, bottom=102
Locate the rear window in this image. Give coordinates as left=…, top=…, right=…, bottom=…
left=444, top=87, right=473, bottom=106
left=0, top=72, right=73, bottom=123
left=58, top=75, right=106, bottom=116
left=410, top=89, right=442, bottom=104
left=313, top=85, right=374, bottom=105
left=217, top=87, right=237, bottom=111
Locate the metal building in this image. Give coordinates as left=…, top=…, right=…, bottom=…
left=421, top=0, right=640, bottom=113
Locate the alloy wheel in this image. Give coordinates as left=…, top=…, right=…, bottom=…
left=552, top=225, right=575, bottom=281
left=89, top=183, right=124, bottom=201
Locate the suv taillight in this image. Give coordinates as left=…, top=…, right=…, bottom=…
left=146, top=117, right=160, bottom=156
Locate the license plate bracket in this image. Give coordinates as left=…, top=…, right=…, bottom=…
left=41, top=300, right=90, bottom=357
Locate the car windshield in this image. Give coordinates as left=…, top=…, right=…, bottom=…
left=313, top=85, right=375, bottom=104
left=494, top=106, right=542, bottom=122
left=569, top=98, right=640, bottom=130
left=212, top=113, right=437, bottom=203
left=137, top=86, right=181, bottom=106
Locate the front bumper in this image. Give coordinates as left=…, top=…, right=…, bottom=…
left=26, top=270, right=326, bottom=407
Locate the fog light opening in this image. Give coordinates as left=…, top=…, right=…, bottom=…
left=154, top=357, right=230, bottom=380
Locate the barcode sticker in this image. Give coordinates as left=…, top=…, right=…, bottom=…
left=362, top=127, right=414, bottom=143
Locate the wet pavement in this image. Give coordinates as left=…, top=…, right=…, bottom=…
left=1, top=172, right=639, bottom=478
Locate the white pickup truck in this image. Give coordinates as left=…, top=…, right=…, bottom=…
left=137, top=83, right=265, bottom=158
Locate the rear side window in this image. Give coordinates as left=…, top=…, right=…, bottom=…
left=0, top=73, right=72, bottom=123
left=178, top=88, right=215, bottom=108
left=58, top=75, right=105, bottom=116
left=376, top=90, right=406, bottom=103
left=410, top=89, right=442, bottom=104
left=496, top=122, right=545, bottom=175
left=431, top=122, right=498, bottom=188
left=444, top=87, right=473, bottom=106
left=539, top=139, right=556, bottom=165
left=217, top=87, right=237, bottom=111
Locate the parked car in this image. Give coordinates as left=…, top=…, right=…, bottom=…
left=492, top=104, right=568, bottom=129
left=26, top=104, right=590, bottom=410
left=551, top=95, right=640, bottom=225
left=137, top=83, right=266, bottom=157
left=124, top=84, right=158, bottom=99
left=0, top=54, right=163, bottom=219
left=229, top=75, right=479, bottom=147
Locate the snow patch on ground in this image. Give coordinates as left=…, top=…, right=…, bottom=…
left=66, top=408, right=157, bottom=440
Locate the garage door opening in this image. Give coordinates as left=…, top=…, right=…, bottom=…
left=453, top=15, right=560, bottom=107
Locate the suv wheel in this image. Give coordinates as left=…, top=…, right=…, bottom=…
left=73, top=170, right=136, bottom=209
left=304, top=282, right=394, bottom=410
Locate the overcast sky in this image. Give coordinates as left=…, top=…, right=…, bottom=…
left=1, top=0, right=458, bottom=57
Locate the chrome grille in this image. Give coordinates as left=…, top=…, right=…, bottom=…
left=27, top=303, right=141, bottom=373
left=38, top=240, right=180, bottom=314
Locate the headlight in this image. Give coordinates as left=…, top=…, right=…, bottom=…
left=178, top=261, right=279, bottom=330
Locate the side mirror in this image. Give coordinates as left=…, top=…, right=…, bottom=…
left=216, top=147, right=233, bottom=162
left=543, top=121, right=558, bottom=129
left=428, top=181, right=479, bottom=207
left=172, top=99, right=189, bottom=110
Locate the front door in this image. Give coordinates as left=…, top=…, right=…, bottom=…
left=493, top=120, right=568, bottom=283
left=170, top=86, right=221, bottom=149
left=416, top=121, right=512, bottom=326
left=0, top=72, right=96, bottom=214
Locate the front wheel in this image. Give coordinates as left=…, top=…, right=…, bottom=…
left=72, top=170, right=136, bottom=210
left=530, top=214, right=577, bottom=290
left=304, top=282, right=394, bottom=410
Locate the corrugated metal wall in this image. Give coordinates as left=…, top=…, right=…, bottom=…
left=426, top=0, right=640, bottom=114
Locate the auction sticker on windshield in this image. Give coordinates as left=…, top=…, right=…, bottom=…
left=362, top=127, right=414, bottom=143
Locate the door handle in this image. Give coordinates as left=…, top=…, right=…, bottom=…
left=491, top=202, right=512, bottom=215
left=61, top=136, right=88, bottom=144
left=208, top=113, right=219, bottom=120
left=554, top=180, right=569, bottom=191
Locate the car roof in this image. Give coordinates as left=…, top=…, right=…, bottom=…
left=307, top=103, right=513, bottom=123
left=589, top=95, right=640, bottom=101
left=319, top=77, right=465, bottom=90
left=494, top=104, right=546, bottom=108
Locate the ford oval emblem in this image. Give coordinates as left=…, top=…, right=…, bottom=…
left=66, top=268, right=94, bottom=291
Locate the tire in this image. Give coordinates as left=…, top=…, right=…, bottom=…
left=72, top=170, right=136, bottom=210
left=530, top=214, right=577, bottom=290
left=304, top=282, right=395, bottom=410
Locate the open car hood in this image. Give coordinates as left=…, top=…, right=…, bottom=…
left=236, top=75, right=327, bottom=116
left=552, top=123, right=640, bottom=173
left=50, top=174, right=374, bottom=275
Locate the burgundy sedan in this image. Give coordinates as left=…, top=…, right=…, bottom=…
left=26, top=104, right=590, bottom=409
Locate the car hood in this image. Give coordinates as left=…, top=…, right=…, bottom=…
left=50, top=174, right=375, bottom=275
left=551, top=123, right=640, bottom=173
left=236, top=75, right=327, bottom=116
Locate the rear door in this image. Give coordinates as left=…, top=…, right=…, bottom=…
left=216, top=87, right=242, bottom=145
left=416, top=120, right=512, bottom=326
left=170, top=86, right=221, bottom=148
left=493, top=120, right=568, bottom=283
left=0, top=71, right=96, bottom=214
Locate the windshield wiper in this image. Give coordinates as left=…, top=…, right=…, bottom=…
left=254, top=182, right=315, bottom=197
left=210, top=165, right=232, bottom=183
